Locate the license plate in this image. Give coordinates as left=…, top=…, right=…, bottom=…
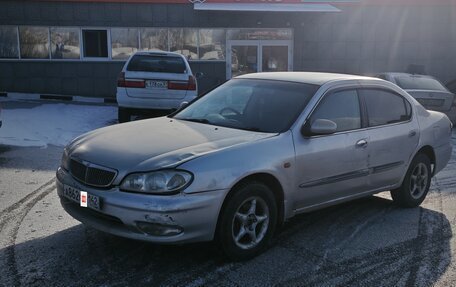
left=63, top=185, right=101, bottom=210
left=146, top=80, right=168, bottom=89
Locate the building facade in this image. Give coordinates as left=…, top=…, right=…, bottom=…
left=0, top=0, right=455, bottom=98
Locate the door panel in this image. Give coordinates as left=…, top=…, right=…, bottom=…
left=294, top=88, right=369, bottom=209
left=294, top=131, right=369, bottom=208
left=366, top=123, right=419, bottom=188
left=360, top=89, right=419, bottom=189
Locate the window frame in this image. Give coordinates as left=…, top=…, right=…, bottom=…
left=81, top=28, right=111, bottom=61
left=304, top=87, right=365, bottom=138
left=49, top=26, right=82, bottom=61
left=358, top=87, right=413, bottom=129
left=18, top=25, right=51, bottom=60
left=0, top=25, right=20, bottom=59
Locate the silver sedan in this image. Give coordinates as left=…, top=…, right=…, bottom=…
left=57, top=72, right=453, bottom=260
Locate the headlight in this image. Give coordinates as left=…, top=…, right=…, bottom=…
left=120, top=170, right=193, bottom=194
left=61, top=149, right=69, bottom=171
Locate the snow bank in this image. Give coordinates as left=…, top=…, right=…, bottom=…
left=0, top=103, right=116, bottom=148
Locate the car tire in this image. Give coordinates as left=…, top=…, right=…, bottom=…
left=217, top=181, right=277, bottom=261
left=391, top=153, right=432, bottom=208
left=118, top=107, right=131, bottom=123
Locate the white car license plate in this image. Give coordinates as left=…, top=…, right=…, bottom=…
left=146, top=80, right=168, bottom=89
left=63, top=185, right=101, bottom=210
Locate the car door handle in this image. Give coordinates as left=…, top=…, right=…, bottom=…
left=356, top=139, right=368, bottom=148
left=409, top=130, right=417, bottom=137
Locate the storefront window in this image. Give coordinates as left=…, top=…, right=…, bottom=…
left=199, top=29, right=225, bottom=60
left=140, top=28, right=168, bottom=52
left=0, top=26, right=19, bottom=59
left=227, top=29, right=292, bottom=40
left=82, top=30, right=108, bottom=58
left=111, top=28, right=139, bottom=60
left=50, top=27, right=80, bottom=59
left=19, top=26, right=50, bottom=59
left=169, top=28, right=198, bottom=60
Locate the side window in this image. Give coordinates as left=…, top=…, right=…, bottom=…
left=310, top=89, right=361, bottom=132
left=361, top=89, right=412, bottom=127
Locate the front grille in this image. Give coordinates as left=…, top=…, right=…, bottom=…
left=69, top=158, right=117, bottom=187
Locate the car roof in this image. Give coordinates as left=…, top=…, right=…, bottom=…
left=379, top=72, right=435, bottom=79
left=132, top=51, right=186, bottom=58
left=236, top=72, right=377, bottom=86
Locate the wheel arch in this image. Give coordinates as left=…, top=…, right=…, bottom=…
left=415, top=145, right=436, bottom=175
left=215, top=173, right=285, bottom=238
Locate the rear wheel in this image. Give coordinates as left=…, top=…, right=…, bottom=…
left=391, top=153, right=431, bottom=208
left=118, top=107, right=131, bottom=123
left=218, top=181, right=277, bottom=261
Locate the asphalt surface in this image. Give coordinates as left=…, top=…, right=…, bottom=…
left=1, top=101, right=456, bottom=286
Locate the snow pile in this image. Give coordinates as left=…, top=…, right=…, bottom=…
left=0, top=103, right=116, bottom=148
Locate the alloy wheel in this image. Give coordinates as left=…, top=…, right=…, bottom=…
left=231, top=197, right=270, bottom=250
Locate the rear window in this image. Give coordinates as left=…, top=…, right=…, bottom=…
left=394, top=76, right=448, bottom=92
left=127, top=55, right=187, bottom=74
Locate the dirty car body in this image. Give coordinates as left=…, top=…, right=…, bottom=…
left=57, top=72, right=453, bottom=259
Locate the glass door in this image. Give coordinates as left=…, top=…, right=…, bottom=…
left=231, top=45, right=258, bottom=77
left=261, top=45, right=289, bottom=72
left=227, top=40, right=292, bottom=79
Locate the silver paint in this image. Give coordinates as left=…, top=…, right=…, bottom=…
left=57, top=72, right=453, bottom=244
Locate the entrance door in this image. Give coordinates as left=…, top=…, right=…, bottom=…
left=227, top=40, right=292, bottom=79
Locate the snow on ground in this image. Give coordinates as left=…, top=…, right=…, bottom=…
left=0, top=103, right=116, bottom=148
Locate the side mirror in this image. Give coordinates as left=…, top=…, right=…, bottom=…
left=195, top=72, right=204, bottom=79
left=301, top=119, right=337, bottom=137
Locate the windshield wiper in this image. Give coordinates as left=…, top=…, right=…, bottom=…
left=178, top=118, right=212, bottom=124
left=241, top=127, right=263, bottom=132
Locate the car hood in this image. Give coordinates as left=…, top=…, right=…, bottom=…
left=67, top=117, right=275, bottom=176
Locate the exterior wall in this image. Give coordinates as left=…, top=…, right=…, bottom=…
left=1, top=1, right=456, bottom=98
left=294, top=5, right=456, bottom=83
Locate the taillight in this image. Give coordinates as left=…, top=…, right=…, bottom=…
left=168, top=76, right=197, bottom=91
left=117, top=72, right=145, bottom=88
left=117, top=72, right=126, bottom=87
left=187, top=75, right=196, bottom=91
left=125, top=80, right=145, bottom=88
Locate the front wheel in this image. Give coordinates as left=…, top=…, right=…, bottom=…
left=391, top=153, right=432, bottom=208
left=217, top=182, right=277, bottom=261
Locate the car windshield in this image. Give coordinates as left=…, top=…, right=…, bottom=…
left=394, top=75, right=448, bottom=92
left=127, top=55, right=186, bottom=74
left=173, top=79, right=319, bottom=133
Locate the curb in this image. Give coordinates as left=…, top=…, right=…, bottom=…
left=0, top=92, right=117, bottom=104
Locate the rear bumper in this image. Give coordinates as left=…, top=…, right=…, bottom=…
left=434, top=142, right=453, bottom=175
left=116, top=89, right=197, bottom=110
left=56, top=167, right=228, bottom=244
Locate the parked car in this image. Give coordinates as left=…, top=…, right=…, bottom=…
left=376, top=73, right=456, bottom=124
left=57, top=72, right=452, bottom=260
left=445, top=78, right=456, bottom=125
left=116, top=51, right=200, bottom=123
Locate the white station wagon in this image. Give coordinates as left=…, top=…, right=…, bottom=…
left=116, top=51, right=199, bottom=122
left=58, top=72, right=452, bottom=260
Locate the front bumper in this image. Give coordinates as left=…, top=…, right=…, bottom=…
left=56, top=167, right=228, bottom=244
